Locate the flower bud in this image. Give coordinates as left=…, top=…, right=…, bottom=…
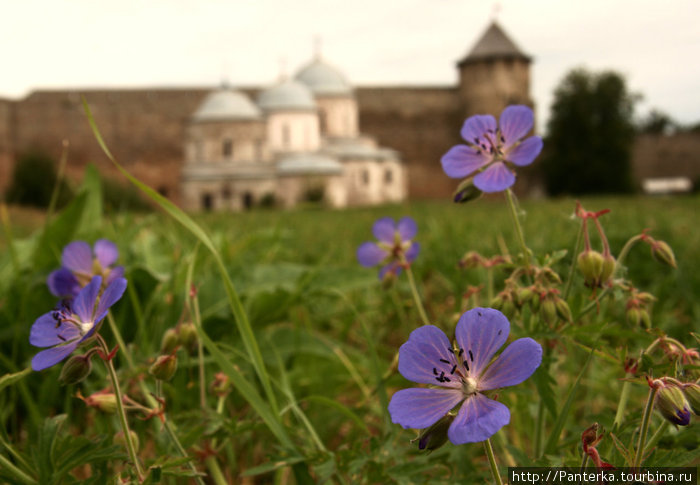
left=650, top=239, right=677, bottom=268
left=178, top=322, right=198, bottom=354
left=554, top=298, right=572, bottom=323
left=211, top=372, right=232, bottom=397
left=149, top=354, right=178, bottom=381
left=599, top=254, right=616, bottom=284
left=655, top=384, right=692, bottom=426
left=682, top=383, right=700, bottom=415
left=639, top=309, right=651, bottom=329
left=83, top=391, right=118, bottom=413
left=59, top=354, right=93, bottom=385
left=452, top=178, right=483, bottom=204
left=412, top=414, right=455, bottom=452
left=626, top=306, right=641, bottom=327
left=541, top=298, right=557, bottom=325
left=577, top=250, right=604, bottom=287
left=113, top=430, right=140, bottom=452
left=517, top=287, right=534, bottom=307
left=160, top=328, right=179, bottom=354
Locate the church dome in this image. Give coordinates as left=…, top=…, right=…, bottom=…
left=258, top=78, right=316, bottom=112
left=295, top=58, right=352, bottom=96
left=192, top=88, right=261, bottom=122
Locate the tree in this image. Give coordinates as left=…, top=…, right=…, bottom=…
left=639, top=109, right=676, bottom=135
left=541, top=68, right=638, bottom=195
left=5, top=151, right=72, bottom=208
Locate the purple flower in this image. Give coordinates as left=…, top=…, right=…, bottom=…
left=357, top=217, right=420, bottom=280
left=30, top=275, right=127, bottom=371
left=47, top=240, right=125, bottom=299
left=388, top=308, right=542, bottom=444
left=441, top=105, right=543, bottom=193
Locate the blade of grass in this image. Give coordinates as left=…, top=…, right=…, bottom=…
left=544, top=349, right=595, bottom=455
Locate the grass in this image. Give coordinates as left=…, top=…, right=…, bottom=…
left=1, top=190, right=698, bottom=483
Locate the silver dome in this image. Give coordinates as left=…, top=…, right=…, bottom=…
left=277, top=153, right=343, bottom=175
left=258, top=78, right=316, bottom=112
left=295, top=58, right=352, bottom=96
left=192, top=88, right=261, bottom=122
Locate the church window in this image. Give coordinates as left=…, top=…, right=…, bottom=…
left=319, top=109, right=328, bottom=133
left=201, top=193, right=213, bottom=211
left=384, top=169, right=393, bottom=184
left=222, top=138, right=233, bottom=160
left=362, top=169, right=370, bottom=185
left=282, top=124, right=291, bottom=148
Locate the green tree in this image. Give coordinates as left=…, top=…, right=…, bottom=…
left=541, top=68, right=638, bottom=195
left=5, top=151, right=72, bottom=208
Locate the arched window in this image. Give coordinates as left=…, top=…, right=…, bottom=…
left=384, top=169, right=393, bottom=184
left=222, top=138, right=233, bottom=160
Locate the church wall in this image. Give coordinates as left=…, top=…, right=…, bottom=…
left=632, top=132, right=700, bottom=188
left=182, top=177, right=276, bottom=211
left=186, top=120, right=266, bottom=164
left=317, top=97, right=358, bottom=138
left=266, top=112, right=320, bottom=152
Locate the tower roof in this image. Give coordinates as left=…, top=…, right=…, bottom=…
left=458, top=21, right=531, bottom=66
left=192, top=87, right=261, bottom=122
left=295, top=58, right=353, bottom=97
left=258, top=78, right=316, bottom=112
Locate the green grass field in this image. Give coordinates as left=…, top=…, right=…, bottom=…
left=1, top=185, right=698, bottom=483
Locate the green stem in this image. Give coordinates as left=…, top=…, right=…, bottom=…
left=643, top=420, right=669, bottom=455
left=404, top=264, right=430, bottom=326
left=614, top=235, right=644, bottom=278
left=0, top=452, right=36, bottom=485
left=633, top=386, right=658, bottom=468
left=106, top=312, right=134, bottom=370
left=534, top=399, right=544, bottom=458
left=192, top=294, right=207, bottom=410
left=613, top=378, right=632, bottom=431
left=505, top=188, right=531, bottom=271
left=97, top=335, right=144, bottom=481
left=578, top=452, right=589, bottom=485
left=205, top=456, right=228, bottom=485
left=483, top=437, right=503, bottom=485
left=563, top=222, right=584, bottom=300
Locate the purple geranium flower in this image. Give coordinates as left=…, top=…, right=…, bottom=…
left=441, top=105, right=543, bottom=193
left=30, top=275, right=127, bottom=371
left=388, top=308, right=542, bottom=444
left=357, top=217, right=420, bottom=280
left=47, top=239, right=125, bottom=299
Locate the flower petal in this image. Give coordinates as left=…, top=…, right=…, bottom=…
left=398, top=325, right=460, bottom=387
left=94, top=277, right=128, bottom=321
left=105, top=265, right=125, bottom=286
left=379, top=262, right=402, bottom=280
left=473, top=162, right=515, bottom=193
left=47, top=268, right=81, bottom=298
left=441, top=145, right=490, bottom=179
left=454, top=308, right=509, bottom=377
left=31, top=341, right=79, bottom=371
left=357, top=242, right=389, bottom=267
left=30, top=313, right=80, bottom=347
left=372, top=217, right=396, bottom=244
left=94, top=239, right=119, bottom=268
left=389, top=387, right=463, bottom=430
left=460, top=114, right=497, bottom=145
left=447, top=393, right=510, bottom=444
left=404, top=241, right=420, bottom=263
left=479, top=338, right=542, bottom=391
left=499, top=105, right=534, bottom=147
left=397, top=217, right=417, bottom=241
left=72, top=276, right=102, bottom=323
left=507, top=136, right=543, bottom=167
left=61, top=241, right=93, bottom=274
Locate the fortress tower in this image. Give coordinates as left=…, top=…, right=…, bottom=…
left=457, top=21, right=533, bottom=116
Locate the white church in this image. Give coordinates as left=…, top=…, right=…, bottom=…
left=181, top=55, right=407, bottom=211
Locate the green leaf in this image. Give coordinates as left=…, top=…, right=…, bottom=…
left=544, top=349, right=595, bottom=454
left=32, top=192, right=87, bottom=269
left=531, top=357, right=557, bottom=419
left=34, top=414, right=67, bottom=484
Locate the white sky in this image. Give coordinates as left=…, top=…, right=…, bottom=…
left=2, top=0, right=699, bottom=132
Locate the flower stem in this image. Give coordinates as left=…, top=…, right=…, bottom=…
left=483, top=437, right=503, bottom=485
left=613, top=378, right=632, bottom=431
left=0, top=452, right=36, bottom=485
left=563, top=221, right=584, bottom=300
left=643, top=420, right=669, bottom=455
left=404, top=264, right=430, bottom=326
left=97, top=335, right=144, bottom=481
left=633, top=386, right=658, bottom=468
left=614, top=235, right=644, bottom=278
left=505, top=189, right=531, bottom=272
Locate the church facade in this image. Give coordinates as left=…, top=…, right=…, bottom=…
left=0, top=22, right=538, bottom=208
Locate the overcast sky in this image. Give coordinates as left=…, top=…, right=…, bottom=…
left=2, top=0, right=699, bottom=132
